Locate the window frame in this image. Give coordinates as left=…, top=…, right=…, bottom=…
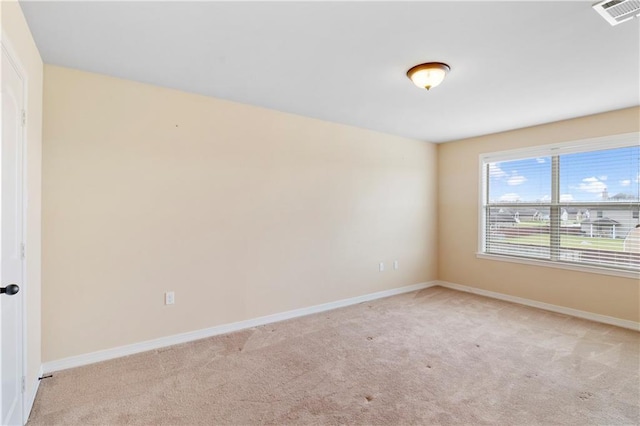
left=477, top=132, right=640, bottom=279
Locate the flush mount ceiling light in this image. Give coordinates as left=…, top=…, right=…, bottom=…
left=407, top=62, right=450, bottom=91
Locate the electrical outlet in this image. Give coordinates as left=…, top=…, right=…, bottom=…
left=379, top=262, right=385, bottom=272
left=165, top=291, right=175, bottom=305
left=394, top=260, right=399, bottom=270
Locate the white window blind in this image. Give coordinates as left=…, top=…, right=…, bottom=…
left=480, top=134, right=640, bottom=273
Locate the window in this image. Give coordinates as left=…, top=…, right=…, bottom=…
left=480, top=133, right=640, bottom=274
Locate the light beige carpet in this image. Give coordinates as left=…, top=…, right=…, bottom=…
left=28, top=286, right=639, bottom=425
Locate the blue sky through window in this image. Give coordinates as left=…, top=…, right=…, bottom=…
left=488, top=146, right=640, bottom=203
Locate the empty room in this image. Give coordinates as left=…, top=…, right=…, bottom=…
left=1, top=1, right=639, bottom=425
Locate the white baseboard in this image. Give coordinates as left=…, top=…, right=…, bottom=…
left=435, top=280, right=640, bottom=331
left=23, top=365, right=43, bottom=424
left=42, top=281, right=437, bottom=374
left=40, top=279, right=637, bottom=375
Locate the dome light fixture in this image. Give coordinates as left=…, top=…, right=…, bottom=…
left=407, top=62, right=450, bottom=91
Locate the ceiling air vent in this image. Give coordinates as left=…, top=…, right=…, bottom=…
left=593, top=0, right=640, bottom=26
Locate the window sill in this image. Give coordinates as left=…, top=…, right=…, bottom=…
left=476, top=252, right=640, bottom=279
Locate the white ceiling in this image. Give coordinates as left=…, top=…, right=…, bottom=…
left=19, top=1, right=640, bottom=143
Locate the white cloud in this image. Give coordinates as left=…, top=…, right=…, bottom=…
left=539, top=195, right=551, bottom=201
left=636, top=173, right=640, bottom=183
left=598, top=175, right=608, bottom=181
left=489, top=163, right=507, bottom=178
left=500, top=193, right=520, bottom=202
left=560, top=194, right=574, bottom=202
left=507, top=171, right=527, bottom=186
left=620, top=179, right=631, bottom=187
left=578, top=176, right=607, bottom=194
left=536, top=158, right=546, bottom=164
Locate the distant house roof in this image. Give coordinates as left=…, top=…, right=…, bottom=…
left=489, top=207, right=539, bottom=216
left=515, top=208, right=539, bottom=216
left=490, top=207, right=513, bottom=214
left=581, top=218, right=621, bottom=226
left=490, top=213, right=516, bottom=223
left=609, top=193, right=637, bottom=201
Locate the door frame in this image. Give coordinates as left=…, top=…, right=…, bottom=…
left=1, top=31, right=29, bottom=426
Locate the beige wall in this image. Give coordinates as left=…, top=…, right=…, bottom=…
left=40, top=62, right=638, bottom=364
left=438, top=107, right=640, bottom=322
left=1, top=0, right=44, bottom=411
left=42, top=65, right=438, bottom=362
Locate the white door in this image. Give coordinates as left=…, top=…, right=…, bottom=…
left=1, top=43, right=25, bottom=426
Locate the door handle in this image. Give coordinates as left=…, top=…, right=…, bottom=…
left=0, top=284, right=20, bottom=295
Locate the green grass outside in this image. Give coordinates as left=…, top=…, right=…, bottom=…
left=502, top=234, right=625, bottom=252
left=514, top=221, right=549, bottom=227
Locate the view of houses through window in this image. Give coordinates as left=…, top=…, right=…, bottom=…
left=482, top=140, right=640, bottom=272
